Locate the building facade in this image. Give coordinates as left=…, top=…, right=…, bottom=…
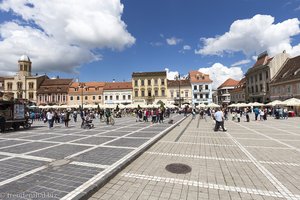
left=37, top=78, right=73, bottom=105
left=132, top=71, right=167, bottom=105
left=229, top=78, right=246, bottom=103
left=103, top=82, right=132, bottom=105
left=3, top=55, right=47, bottom=103
left=217, top=78, right=239, bottom=106
left=68, top=82, right=105, bottom=107
left=167, top=80, right=192, bottom=106
left=189, top=70, right=213, bottom=106
left=245, top=51, right=289, bottom=103
left=270, top=55, right=300, bottom=100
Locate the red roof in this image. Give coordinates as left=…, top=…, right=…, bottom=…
left=218, top=78, right=239, bottom=89
left=103, top=82, right=132, bottom=90
left=189, top=70, right=212, bottom=83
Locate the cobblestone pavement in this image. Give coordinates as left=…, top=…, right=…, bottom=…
left=89, top=115, right=300, bottom=200
left=0, top=114, right=185, bottom=200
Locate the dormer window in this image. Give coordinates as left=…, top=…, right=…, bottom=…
left=45, top=87, right=49, bottom=91
left=74, top=88, right=78, bottom=91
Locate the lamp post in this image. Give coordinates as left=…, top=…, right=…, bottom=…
left=175, top=74, right=181, bottom=108
left=79, top=82, right=85, bottom=109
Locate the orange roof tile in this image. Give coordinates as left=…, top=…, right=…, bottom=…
left=103, top=82, right=132, bottom=90
left=70, top=82, right=105, bottom=88
left=218, top=78, right=239, bottom=89
left=189, top=70, right=212, bottom=83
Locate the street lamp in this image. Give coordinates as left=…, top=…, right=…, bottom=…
left=175, top=74, right=181, bottom=108
left=79, top=82, right=86, bottom=109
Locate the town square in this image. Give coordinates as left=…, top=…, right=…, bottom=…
left=0, top=0, right=300, bottom=200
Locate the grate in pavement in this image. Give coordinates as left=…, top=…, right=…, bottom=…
left=165, top=163, right=192, bottom=174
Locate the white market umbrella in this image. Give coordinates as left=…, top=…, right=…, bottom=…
left=207, top=103, right=220, bottom=108
left=266, top=100, right=285, bottom=107
left=249, top=102, right=264, bottom=107
left=283, top=98, right=300, bottom=106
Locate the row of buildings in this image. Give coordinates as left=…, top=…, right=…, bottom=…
left=223, top=51, right=300, bottom=105
left=1, top=51, right=299, bottom=108
left=0, top=55, right=214, bottom=107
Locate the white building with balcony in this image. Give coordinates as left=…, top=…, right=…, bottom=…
left=217, top=78, right=239, bottom=106
left=189, top=70, right=213, bottom=106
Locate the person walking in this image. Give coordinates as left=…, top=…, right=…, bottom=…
left=214, top=108, right=227, bottom=132
left=65, top=111, right=70, bottom=127
left=46, top=109, right=54, bottom=129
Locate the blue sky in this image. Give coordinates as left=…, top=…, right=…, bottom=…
left=0, top=0, right=300, bottom=88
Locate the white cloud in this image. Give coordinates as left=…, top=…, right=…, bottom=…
left=198, top=63, right=243, bottom=89
left=150, top=42, right=163, bottom=47
left=165, top=68, right=179, bottom=80
left=195, top=14, right=300, bottom=57
left=183, top=45, right=191, bottom=50
left=231, top=59, right=251, bottom=67
left=0, top=0, right=135, bottom=73
left=166, top=37, right=182, bottom=45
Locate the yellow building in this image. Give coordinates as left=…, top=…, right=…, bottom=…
left=132, top=71, right=167, bottom=105
left=3, top=55, right=47, bottom=103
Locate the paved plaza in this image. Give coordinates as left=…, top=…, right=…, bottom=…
left=0, top=114, right=185, bottom=200
left=89, top=115, right=300, bottom=200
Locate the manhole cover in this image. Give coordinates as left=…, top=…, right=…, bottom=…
left=165, top=163, right=192, bottom=174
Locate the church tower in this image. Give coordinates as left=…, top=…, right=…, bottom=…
left=18, top=55, right=32, bottom=76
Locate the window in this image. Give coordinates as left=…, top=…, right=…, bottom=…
left=123, top=95, right=126, bottom=100
left=17, top=82, right=22, bottom=90
left=29, top=92, right=34, bottom=99
left=110, top=96, right=113, bottom=100
left=148, top=79, right=151, bottom=85
left=162, top=90, right=165, bottom=96
left=29, top=82, right=34, bottom=89
left=135, top=91, right=138, bottom=97
left=105, top=96, right=108, bottom=100
left=75, top=88, right=78, bottom=91
left=260, top=84, right=263, bottom=92
left=93, top=96, right=95, bottom=100
left=259, top=73, right=262, bottom=81
left=155, top=90, right=158, bottom=96
left=141, top=91, right=145, bottom=97
left=128, top=95, right=131, bottom=100
left=199, top=85, right=203, bottom=91
left=7, top=82, right=13, bottom=90
left=255, top=75, right=257, bottom=82
left=77, top=96, right=80, bottom=100
left=161, top=79, right=165, bottom=85
left=98, top=96, right=101, bottom=100
left=63, top=95, right=66, bottom=101
left=266, top=71, right=268, bottom=79
left=141, top=80, right=144, bottom=86
left=116, top=95, right=119, bottom=100
left=200, top=94, right=203, bottom=99
left=194, top=94, right=197, bottom=99
left=171, top=92, right=174, bottom=98
left=251, top=86, right=254, bottom=93
left=85, top=88, right=89, bottom=91
left=194, top=85, right=197, bottom=90
left=154, top=79, right=158, bottom=85
left=39, top=95, right=42, bottom=102
left=85, top=96, right=88, bottom=100
left=135, top=80, right=138, bottom=86
left=185, top=91, right=188, bottom=97
left=255, top=85, right=258, bottom=92
left=205, top=85, right=208, bottom=90
left=250, top=76, right=253, bottom=84
left=206, top=94, right=209, bottom=99
left=266, top=83, right=269, bottom=92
